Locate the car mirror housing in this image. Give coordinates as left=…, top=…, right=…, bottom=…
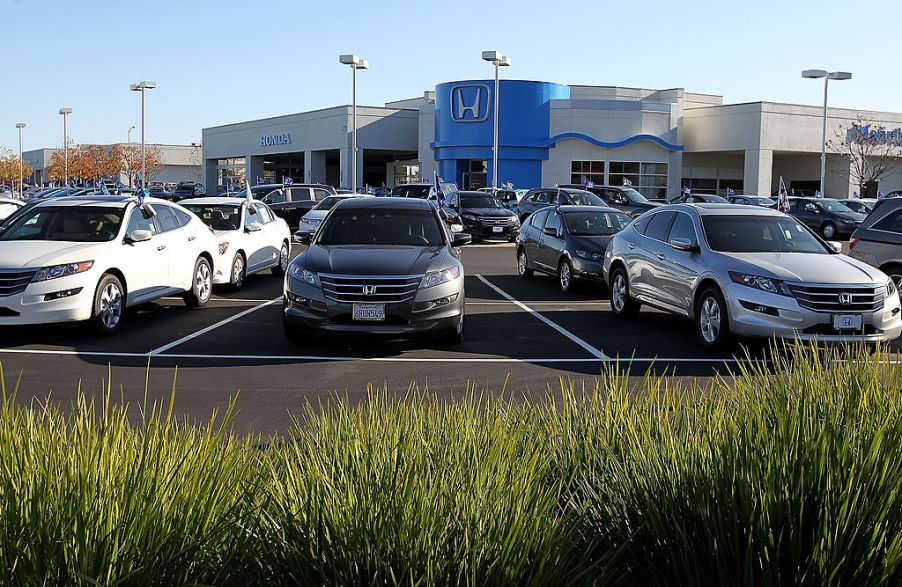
left=827, top=241, right=843, bottom=253
left=671, top=238, right=696, bottom=252
left=293, top=230, right=312, bottom=245
left=543, top=226, right=557, bottom=237
left=126, top=229, right=152, bottom=243
left=451, top=232, right=472, bottom=246
left=246, top=222, right=263, bottom=233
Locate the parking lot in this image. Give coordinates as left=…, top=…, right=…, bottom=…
left=0, top=240, right=894, bottom=433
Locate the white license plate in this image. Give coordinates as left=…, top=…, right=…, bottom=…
left=352, top=303, right=385, bottom=321
left=492, top=226, right=503, bottom=233
left=833, top=314, right=862, bottom=330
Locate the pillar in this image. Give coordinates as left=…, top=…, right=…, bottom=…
left=743, top=149, right=773, bottom=196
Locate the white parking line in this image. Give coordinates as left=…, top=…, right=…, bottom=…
left=474, top=274, right=610, bottom=360
left=466, top=301, right=610, bottom=306
left=149, top=297, right=281, bottom=355
left=161, top=297, right=272, bottom=304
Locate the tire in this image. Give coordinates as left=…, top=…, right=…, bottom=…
left=517, top=248, right=534, bottom=279
left=695, top=287, right=731, bottom=350
left=272, top=241, right=289, bottom=275
left=558, top=259, right=575, bottom=293
left=283, top=314, right=313, bottom=343
left=440, top=312, right=465, bottom=345
left=183, top=257, right=213, bottom=307
left=229, top=253, right=246, bottom=291
left=821, top=222, right=837, bottom=240
left=610, top=266, right=640, bottom=318
left=89, top=273, right=126, bottom=335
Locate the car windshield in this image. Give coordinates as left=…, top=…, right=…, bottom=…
left=393, top=185, right=432, bottom=199
left=702, top=215, right=827, bottom=253
left=564, top=210, right=631, bottom=236
left=313, top=196, right=349, bottom=211
left=183, top=204, right=241, bottom=230
left=317, top=207, right=445, bottom=246
left=623, top=189, right=650, bottom=204
left=818, top=200, right=854, bottom=213
left=0, top=206, right=125, bottom=242
left=566, top=191, right=607, bottom=206
left=460, top=194, right=502, bottom=209
left=753, top=197, right=776, bottom=206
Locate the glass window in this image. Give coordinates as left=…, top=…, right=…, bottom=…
left=245, top=205, right=261, bottom=227
left=1, top=206, right=126, bottom=242
left=257, top=205, right=274, bottom=223
left=172, top=207, right=193, bottom=226
left=317, top=208, right=445, bottom=246
left=569, top=160, right=605, bottom=185
left=0, top=203, right=20, bottom=221
left=183, top=204, right=241, bottom=231
left=643, top=211, right=676, bottom=241
left=633, top=214, right=652, bottom=234
left=125, top=208, right=157, bottom=236
left=564, top=190, right=606, bottom=206
left=313, top=188, right=332, bottom=201
left=460, top=194, right=502, bottom=209
left=263, top=190, right=286, bottom=204
left=535, top=191, right=551, bottom=204
left=530, top=210, right=549, bottom=227
left=544, top=210, right=562, bottom=235
left=873, top=210, right=902, bottom=233
left=667, top=212, right=697, bottom=243
left=155, top=206, right=180, bottom=232
left=563, top=210, right=631, bottom=236
left=703, top=216, right=827, bottom=253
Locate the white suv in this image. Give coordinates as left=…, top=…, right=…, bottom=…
left=0, top=196, right=219, bottom=334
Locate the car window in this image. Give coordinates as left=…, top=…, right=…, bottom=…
left=317, top=207, right=445, bottom=246
left=263, top=190, right=286, bottom=204
left=257, top=205, right=274, bottom=223
left=643, top=211, right=676, bottom=241
left=172, top=207, right=193, bottom=227
left=245, top=205, right=261, bottom=227
left=873, top=209, right=902, bottom=233
left=1, top=206, right=126, bottom=242
left=565, top=190, right=606, bottom=206
left=543, top=210, right=562, bottom=235
left=804, top=201, right=819, bottom=213
left=667, top=212, right=697, bottom=244
left=313, top=188, right=332, bottom=201
left=632, top=214, right=652, bottom=234
left=530, top=210, right=549, bottom=228
left=155, top=205, right=180, bottom=232
left=183, top=204, right=241, bottom=230
left=703, top=216, right=827, bottom=253
left=563, top=210, right=631, bottom=236
left=125, top=208, right=158, bottom=236
left=535, top=191, right=551, bottom=204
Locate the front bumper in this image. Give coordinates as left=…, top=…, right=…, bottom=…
left=570, top=257, right=606, bottom=282
left=462, top=222, right=519, bottom=240
left=0, top=273, right=95, bottom=326
left=724, top=283, right=902, bottom=342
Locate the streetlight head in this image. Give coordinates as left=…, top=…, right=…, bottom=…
left=802, top=69, right=828, bottom=79
left=481, top=50, right=508, bottom=64
left=339, top=54, right=362, bottom=66
left=131, top=81, right=157, bottom=91
left=355, top=59, right=369, bottom=70
left=828, top=71, right=852, bottom=81
left=16, top=123, right=26, bottom=129
left=59, top=107, right=72, bottom=115
left=499, top=56, right=512, bottom=67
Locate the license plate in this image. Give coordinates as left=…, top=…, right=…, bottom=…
left=492, top=226, right=503, bottom=233
left=352, top=303, right=385, bottom=321
left=833, top=314, right=862, bottom=330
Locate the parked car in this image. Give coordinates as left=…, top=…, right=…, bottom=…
left=561, top=184, right=662, bottom=216
left=391, top=183, right=433, bottom=199
left=256, top=184, right=337, bottom=229
left=516, top=188, right=607, bottom=222
left=0, top=197, right=25, bottom=224
left=885, top=190, right=902, bottom=199
left=669, top=193, right=729, bottom=204
left=0, top=195, right=219, bottom=334
left=516, top=205, right=631, bottom=292
left=285, top=197, right=472, bottom=342
left=848, top=198, right=902, bottom=295
left=172, top=182, right=206, bottom=200
left=297, top=194, right=370, bottom=236
left=603, top=203, right=901, bottom=348
left=476, top=187, right=520, bottom=211
left=181, top=197, right=291, bottom=290
left=447, top=191, right=520, bottom=242
left=838, top=198, right=877, bottom=215
left=727, top=195, right=777, bottom=208
left=786, top=197, right=865, bottom=239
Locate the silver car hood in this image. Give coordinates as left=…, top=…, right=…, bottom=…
left=724, top=252, right=887, bottom=284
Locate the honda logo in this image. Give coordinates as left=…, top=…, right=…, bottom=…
left=450, top=84, right=491, bottom=122
left=838, top=292, right=853, bottom=305
left=362, top=285, right=377, bottom=297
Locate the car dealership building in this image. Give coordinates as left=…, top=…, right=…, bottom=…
left=202, top=79, right=902, bottom=199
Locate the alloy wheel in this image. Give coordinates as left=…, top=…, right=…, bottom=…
left=518, top=251, right=527, bottom=275
left=700, top=297, right=721, bottom=343
left=100, top=282, right=123, bottom=329
left=196, top=262, right=211, bottom=302
left=612, top=274, right=626, bottom=312
left=560, top=262, right=571, bottom=291
left=233, top=255, right=244, bottom=288
left=280, top=244, right=289, bottom=270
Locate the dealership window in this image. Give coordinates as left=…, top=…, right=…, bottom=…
left=216, top=157, right=246, bottom=191
left=393, top=161, right=419, bottom=186
left=609, top=161, right=668, bottom=200
left=570, top=160, right=604, bottom=185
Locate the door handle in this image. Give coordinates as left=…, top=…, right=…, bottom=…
left=656, top=253, right=666, bottom=260
left=627, top=243, right=636, bottom=250
left=188, top=235, right=196, bottom=242
left=157, top=245, right=167, bottom=251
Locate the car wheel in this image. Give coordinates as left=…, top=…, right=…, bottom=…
left=517, top=248, right=534, bottom=279
left=821, top=222, right=837, bottom=240
left=283, top=315, right=313, bottom=342
left=183, top=257, right=212, bottom=307
left=610, top=266, right=640, bottom=318
left=230, top=253, right=246, bottom=290
left=881, top=264, right=902, bottom=301
left=695, top=287, right=731, bottom=350
left=90, top=273, right=125, bottom=335
left=441, top=312, right=465, bottom=345
left=558, top=259, right=575, bottom=293
left=272, top=241, right=289, bottom=275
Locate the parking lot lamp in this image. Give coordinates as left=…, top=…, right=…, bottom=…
left=15, top=122, right=26, bottom=198
left=482, top=51, right=511, bottom=190
left=130, top=81, right=157, bottom=189
left=802, top=69, right=852, bottom=196
left=339, top=55, right=368, bottom=194
left=59, top=108, right=72, bottom=186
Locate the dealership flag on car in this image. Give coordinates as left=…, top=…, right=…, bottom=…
left=878, top=191, right=886, bottom=200
left=778, top=176, right=789, bottom=212
left=622, top=178, right=632, bottom=187
left=726, top=187, right=735, bottom=197
left=365, top=184, right=375, bottom=195
left=98, top=179, right=109, bottom=195
left=135, top=177, right=144, bottom=205
left=555, top=187, right=561, bottom=213
left=682, top=186, right=691, bottom=196
left=434, top=171, right=445, bottom=208
left=815, top=190, right=822, bottom=198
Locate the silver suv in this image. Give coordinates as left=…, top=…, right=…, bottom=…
left=849, top=198, right=902, bottom=292
left=603, top=204, right=902, bottom=349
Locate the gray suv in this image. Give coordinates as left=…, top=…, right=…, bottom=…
left=604, top=204, right=901, bottom=349
left=849, top=199, right=902, bottom=293
left=284, top=198, right=471, bottom=343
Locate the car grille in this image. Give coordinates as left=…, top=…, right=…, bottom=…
left=789, top=284, right=884, bottom=313
left=320, top=274, right=423, bottom=304
left=0, top=269, right=36, bottom=297
left=477, top=217, right=511, bottom=225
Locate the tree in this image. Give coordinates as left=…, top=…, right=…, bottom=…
left=68, top=144, right=120, bottom=182
left=0, top=147, right=34, bottom=188
left=828, top=115, right=902, bottom=197
left=111, top=143, right=164, bottom=185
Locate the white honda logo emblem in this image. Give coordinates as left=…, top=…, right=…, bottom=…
left=450, top=84, right=491, bottom=122
left=363, top=285, right=377, bottom=297
left=838, top=292, right=852, bottom=305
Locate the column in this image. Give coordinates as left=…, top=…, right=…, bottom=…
left=305, top=150, right=326, bottom=184
left=743, top=149, right=773, bottom=196
left=668, top=151, right=683, bottom=198
left=204, top=159, right=218, bottom=192
left=339, top=147, right=351, bottom=188
left=246, top=155, right=265, bottom=186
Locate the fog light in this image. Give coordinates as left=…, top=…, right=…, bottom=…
left=286, top=291, right=308, bottom=305
left=44, top=287, right=83, bottom=301
left=434, top=293, right=460, bottom=306
left=739, top=299, right=779, bottom=316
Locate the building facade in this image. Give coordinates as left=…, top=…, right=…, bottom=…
left=202, top=79, right=902, bottom=198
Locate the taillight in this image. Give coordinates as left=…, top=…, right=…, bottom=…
left=849, top=237, right=858, bottom=250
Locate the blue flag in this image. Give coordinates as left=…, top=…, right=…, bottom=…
left=365, top=184, right=375, bottom=195
left=227, top=178, right=234, bottom=193
left=726, top=187, right=735, bottom=197
left=98, top=179, right=110, bottom=195
left=434, top=171, right=445, bottom=208
left=555, top=187, right=561, bottom=213
left=778, top=176, right=790, bottom=212
left=878, top=191, right=886, bottom=200
left=135, top=177, right=145, bottom=206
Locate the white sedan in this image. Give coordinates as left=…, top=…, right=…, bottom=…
left=0, top=195, right=220, bottom=334
left=297, top=194, right=370, bottom=236
left=181, top=197, right=291, bottom=289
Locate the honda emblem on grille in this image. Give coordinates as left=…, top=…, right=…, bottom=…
left=363, top=285, right=377, bottom=297
left=838, top=292, right=853, bottom=305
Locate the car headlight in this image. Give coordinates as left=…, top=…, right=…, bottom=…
left=31, top=260, right=94, bottom=282
left=886, top=279, right=897, bottom=298
left=289, top=265, right=320, bottom=286
left=509, top=215, right=520, bottom=226
left=574, top=250, right=603, bottom=262
left=729, top=272, right=793, bottom=296
left=421, top=265, right=461, bottom=288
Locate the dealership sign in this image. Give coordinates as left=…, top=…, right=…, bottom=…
left=260, top=132, right=292, bottom=147
left=848, top=125, right=902, bottom=146
left=450, top=84, right=491, bottom=122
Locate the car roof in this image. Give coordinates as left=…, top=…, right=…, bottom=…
left=673, top=202, right=780, bottom=216
left=334, top=196, right=433, bottom=209
left=180, top=197, right=246, bottom=206
left=556, top=205, right=625, bottom=213
left=0, top=197, right=25, bottom=205
left=30, top=195, right=168, bottom=209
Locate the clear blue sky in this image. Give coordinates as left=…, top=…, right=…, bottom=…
left=3, top=0, right=899, bottom=151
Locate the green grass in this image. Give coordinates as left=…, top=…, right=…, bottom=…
left=0, top=343, right=899, bottom=585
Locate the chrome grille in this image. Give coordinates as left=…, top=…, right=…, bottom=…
left=319, top=274, right=422, bottom=304
left=477, top=217, right=510, bottom=225
left=0, top=269, right=36, bottom=297
left=789, top=284, right=884, bottom=313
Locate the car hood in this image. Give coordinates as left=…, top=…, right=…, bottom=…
left=723, top=252, right=887, bottom=284
left=301, top=210, right=328, bottom=221
left=833, top=212, right=866, bottom=223
left=0, top=240, right=111, bottom=269
left=569, top=235, right=614, bottom=251
left=301, top=244, right=448, bottom=275
left=462, top=207, right=515, bottom=218
left=631, top=201, right=661, bottom=210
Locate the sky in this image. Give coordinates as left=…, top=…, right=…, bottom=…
left=3, top=0, right=900, bottom=152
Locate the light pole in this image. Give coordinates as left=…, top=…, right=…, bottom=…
left=339, top=54, right=368, bottom=193
left=802, top=69, right=852, bottom=196
left=130, top=81, right=157, bottom=189
left=15, top=122, right=26, bottom=198
left=482, top=51, right=511, bottom=190
left=59, top=108, right=72, bottom=186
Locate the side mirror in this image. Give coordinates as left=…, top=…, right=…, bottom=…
left=451, top=232, right=472, bottom=246
left=246, top=222, right=263, bottom=233
left=827, top=241, right=843, bottom=253
left=671, top=238, right=696, bottom=252
left=126, top=229, right=152, bottom=243
left=543, top=226, right=557, bottom=237
left=294, top=230, right=311, bottom=244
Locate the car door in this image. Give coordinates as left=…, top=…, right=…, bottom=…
left=120, top=206, right=168, bottom=304
left=254, top=204, right=282, bottom=270
left=243, top=204, right=269, bottom=272
left=523, top=209, right=548, bottom=268
left=153, top=204, right=197, bottom=291
left=656, top=211, right=702, bottom=314
left=537, top=210, right=565, bottom=270
left=631, top=210, right=676, bottom=303
left=262, top=188, right=290, bottom=225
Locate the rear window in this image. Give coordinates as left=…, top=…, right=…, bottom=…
left=873, top=209, right=902, bottom=233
